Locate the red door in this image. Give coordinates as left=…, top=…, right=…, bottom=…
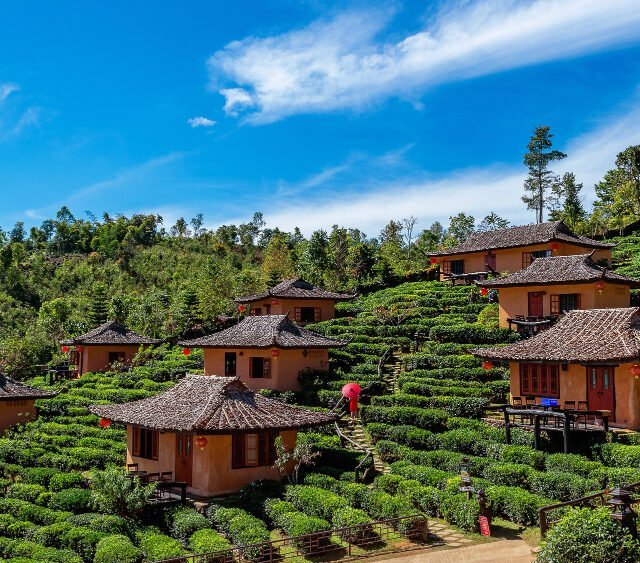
left=175, top=433, right=193, bottom=485
left=587, top=367, right=615, bottom=420
left=528, top=292, right=544, bottom=317
left=485, top=253, right=496, bottom=271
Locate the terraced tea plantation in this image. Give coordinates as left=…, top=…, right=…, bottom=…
left=3, top=281, right=640, bottom=562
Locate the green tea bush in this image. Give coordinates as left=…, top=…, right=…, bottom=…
left=486, top=485, right=550, bottom=526
left=59, top=526, right=107, bottom=561
left=538, top=507, right=640, bottom=563
left=500, top=445, right=546, bottom=469
left=597, top=443, right=640, bottom=468
left=136, top=530, right=186, bottom=561
left=188, top=529, right=231, bottom=556
left=360, top=405, right=447, bottom=430
left=7, top=483, right=47, bottom=503
left=366, top=423, right=436, bottom=450
left=429, top=324, right=517, bottom=344
left=48, top=489, right=91, bottom=513
left=169, top=507, right=210, bottom=544
left=529, top=472, right=599, bottom=502
left=482, top=463, right=534, bottom=488
left=93, top=535, right=141, bottom=563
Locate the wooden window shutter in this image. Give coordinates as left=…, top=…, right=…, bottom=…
left=540, top=365, right=548, bottom=396
left=442, top=261, right=451, bottom=275
left=249, top=359, right=253, bottom=378
left=550, top=365, right=559, bottom=397
left=521, top=365, right=530, bottom=395
left=294, top=308, right=302, bottom=322
left=522, top=252, right=532, bottom=269
left=268, top=432, right=277, bottom=465
left=314, top=308, right=321, bottom=322
left=263, top=358, right=271, bottom=378
left=151, top=430, right=159, bottom=460
left=232, top=433, right=245, bottom=468
left=550, top=295, right=559, bottom=315
left=575, top=293, right=581, bottom=310
left=258, top=432, right=268, bottom=466
left=132, top=427, right=141, bottom=456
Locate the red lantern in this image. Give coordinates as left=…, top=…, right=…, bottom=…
left=595, top=281, right=605, bottom=292
left=271, top=349, right=280, bottom=358
left=482, top=361, right=494, bottom=371
left=182, top=348, right=191, bottom=356
left=429, top=257, right=437, bottom=264
left=238, top=304, right=246, bottom=313
left=76, top=346, right=84, bottom=353
left=99, top=418, right=111, bottom=428
left=550, top=242, right=560, bottom=251
left=631, top=364, right=640, bottom=377
left=271, top=299, right=279, bottom=306
left=194, top=436, right=208, bottom=450
left=480, top=288, right=489, bottom=296
left=61, top=345, right=69, bottom=353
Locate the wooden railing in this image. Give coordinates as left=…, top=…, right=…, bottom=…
left=158, top=514, right=429, bottom=562
left=539, top=481, right=640, bottom=537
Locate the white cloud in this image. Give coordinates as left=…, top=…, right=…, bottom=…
left=209, top=0, right=640, bottom=123
left=13, top=107, right=42, bottom=134
left=242, top=100, right=640, bottom=235
left=0, top=83, right=19, bottom=104
left=187, top=116, right=216, bottom=128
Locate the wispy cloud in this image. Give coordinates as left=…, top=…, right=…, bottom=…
left=13, top=107, right=43, bottom=134
left=245, top=100, right=640, bottom=235
left=187, top=116, right=216, bottom=128
left=209, top=0, right=640, bottom=123
left=0, top=83, right=19, bottom=104
left=24, top=152, right=185, bottom=220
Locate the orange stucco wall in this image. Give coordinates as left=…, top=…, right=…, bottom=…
left=0, top=399, right=38, bottom=432
left=433, top=243, right=612, bottom=281
left=497, top=282, right=630, bottom=328
left=125, top=427, right=297, bottom=497
left=248, top=299, right=336, bottom=323
left=203, top=347, right=329, bottom=391
left=509, top=361, right=640, bottom=429
left=79, top=345, right=144, bottom=375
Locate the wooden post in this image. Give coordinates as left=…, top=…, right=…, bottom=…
left=534, top=415, right=540, bottom=450
left=563, top=414, right=571, bottom=453
left=539, top=508, right=548, bottom=537
left=503, top=408, right=512, bottom=445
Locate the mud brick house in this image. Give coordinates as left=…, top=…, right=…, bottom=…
left=0, top=374, right=56, bottom=432
left=90, top=375, right=336, bottom=496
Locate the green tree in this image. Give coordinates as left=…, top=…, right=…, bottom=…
left=89, top=284, right=110, bottom=327
left=261, top=234, right=295, bottom=286
left=477, top=213, right=510, bottom=232
left=548, top=172, right=585, bottom=230
left=522, top=126, right=566, bottom=223
left=91, top=467, right=156, bottom=519
left=444, top=213, right=475, bottom=245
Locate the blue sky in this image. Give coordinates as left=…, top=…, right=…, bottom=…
left=1, top=0, right=640, bottom=235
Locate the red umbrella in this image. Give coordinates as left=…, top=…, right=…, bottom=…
left=342, top=382, right=361, bottom=399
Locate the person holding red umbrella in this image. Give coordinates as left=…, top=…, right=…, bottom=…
left=342, top=382, right=361, bottom=425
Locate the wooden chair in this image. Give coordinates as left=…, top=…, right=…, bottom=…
left=146, top=473, right=160, bottom=483
left=126, top=463, right=139, bottom=473
left=577, top=401, right=588, bottom=411
left=525, top=397, right=536, bottom=408
left=563, top=400, right=576, bottom=411
left=511, top=396, right=523, bottom=407
left=160, top=471, right=172, bottom=482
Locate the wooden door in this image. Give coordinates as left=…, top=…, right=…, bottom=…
left=485, top=253, right=496, bottom=271
left=587, top=367, right=615, bottom=420
left=528, top=292, right=544, bottom=317
left=175, top=433, right=193, bottom=485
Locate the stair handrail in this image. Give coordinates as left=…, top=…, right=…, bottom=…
left=334, top=420, right=375, bottom=483
left=378, top=346, right=393, bottom=380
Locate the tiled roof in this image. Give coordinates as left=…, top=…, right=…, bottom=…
left=426, top=221, right=615, bottom=256
left=179, top=314, right=348, bottom=349
left=0, top=374, right=57, bottom=400
left=89, top=375, right=337, bottom=432
left=474, top=308, right=640, bottom=363
left=482, top=253, right=640, bottom=288
left=61, top=321, right=162, bottom=346
left=236, top=278, right=355, bottom=303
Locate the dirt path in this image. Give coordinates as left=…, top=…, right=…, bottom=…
left=369, top=539, right=535, bottom=563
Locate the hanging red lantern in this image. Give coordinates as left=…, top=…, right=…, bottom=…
left=482, top=361, right=494, bottom=371
left=550, top=242, right=560, bottom=251
left=99, top=418, right=111, bottom=428
left=271, top=348, right=280, bottom=358
left=61, top=345, right=69, bottom=353
left=480, top=288, right=489, bottom=296
left=76, top=346, right=84, bottom=353
left=429, top=257, right=437, bottom=264
left=194, top=436, right=208, bottom=450
left=271, top=299, right=279, bottom=306
left=238, top=304, right=246, bottom=313
left=182, top=348, right=191, bottom=356
left=631, top=365, right=640, bottom=377
left=595, top=281, right=605, bottom=293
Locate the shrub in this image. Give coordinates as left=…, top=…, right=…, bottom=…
left=136, top=530, right=186, bottom=561
left=486, top=485, right=550, bottom=526
left=530, top=472, right=600, bottom=502
left=90, top=467, right=155, bottom=519
left=545, top=453, right=603, bottom=477
left=363, top=490, right=414, bottom=521
left=237, top=480, right=285, bottom=517
left=483, top=463, right=533, bottom=488
left=188, top=528, right=231, bottom=556
left=49, top=488, right=91, bottom=513
left=169, top=507, right=210, bottom=544
left=7, top=483, right=47, bottom=503
left=428, top=323, right=517, bottom=344
left=284, top=485, right=348, bottom=522
left=436, top=429, right=494, bottom=456
left=360, top=405, right=448, bottom=431
left=94, top=535, right=141, bottom=563
left=538, top=507, right=640, bottom=563
left=49, top=473, right=85, bottom=492
left=500, top=445, right=546, bottom=469
left=366, top=423, right=436, bottom=450
left=440, top=493, right=480, bottom=532
left=32, top=522, right=74, bottom=548
left=598, top=443, right=640, bottom=468
left=66, top=513, right=128, bottom=535
left=207, top=505, right=270, bottom=557
left=60, top=526, right=108, bottom=561
left=19, top=467, right=60, bottom=487
left=590, top=466, right=640, bottom=489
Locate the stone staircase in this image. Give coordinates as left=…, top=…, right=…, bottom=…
left=338, top=418, right=390, bottom=475
left=381, top=354, right=403, bottom=394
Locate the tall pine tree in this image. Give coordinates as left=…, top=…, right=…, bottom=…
left=522, top=126, right=566, bottom=223
left=89, top=284, right=109, bottom=327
